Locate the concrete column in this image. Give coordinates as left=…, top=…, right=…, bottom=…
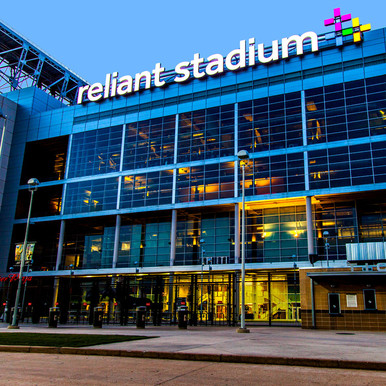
left=55, top=220, right=65, bottom=271
left=234, top=271, right=240, bottom=324
left=170, top=209, right=177, bottom=266
left=234, top=203, right=240, bottom=264
left=112, top=215, right=121, bottom=268
left=306, top=196, right=315, bottom=256
left=52, top=277, right=60, bottom=307
left=52, top=220, right=66, bottom=307
left=168, top=273, right=174, bottom=320
left=301, top=90, right=310, bottom=191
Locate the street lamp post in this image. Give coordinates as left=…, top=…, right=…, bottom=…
left=20, top=263, right=32, bottom=322
left=237, top=150, right=250, bottom=333
left=8, top=178, right=39, bottom=329
left=200, top=238, right=205, bottom=324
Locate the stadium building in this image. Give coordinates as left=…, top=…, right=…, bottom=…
left=0, top=8, right=385, bottom=330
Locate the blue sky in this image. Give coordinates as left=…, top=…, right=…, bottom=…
left=1, top=1, right=384, bottom=83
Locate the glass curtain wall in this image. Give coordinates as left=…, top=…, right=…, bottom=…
left=238, top=92, right=303, bottom=153
left=178, top=105, right=234, bottom=163
left=174, top=210, right=235, bottom=266
left=245, top=205, right=308, bottom=263
left=117, top=216, right=171, bottom=268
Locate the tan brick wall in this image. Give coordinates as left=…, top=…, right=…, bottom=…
left=300, top=268, right=386, bottom=331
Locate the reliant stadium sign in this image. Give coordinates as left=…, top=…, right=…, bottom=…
left=77, top=8, right=371, bottom=105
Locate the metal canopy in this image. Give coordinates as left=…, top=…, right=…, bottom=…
left=307, top=270, right=386, bottom=285
left=0, top=20, right=88, bottom=105
left=307, top=271, right=386, bottom=278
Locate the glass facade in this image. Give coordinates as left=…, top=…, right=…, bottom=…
left=178, top=105, right=234, bottom=162
left=3, top=27, right=386, bottom=327
left=120, top=170, right=174, bottom=208
left=68, top=126, right=122, bottom=178
left=238, top=92, right=302, bottom=152
left=64, top=178, right=119, bottom=214
left=123, top=116, right=175, bottom=170
left=13, top=33, right=386, bottom=270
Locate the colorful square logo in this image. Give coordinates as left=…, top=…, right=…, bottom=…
left=324, top=8, right=371, bottom=46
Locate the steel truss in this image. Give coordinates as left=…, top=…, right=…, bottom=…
left=0, top=21, right=88, bottom=105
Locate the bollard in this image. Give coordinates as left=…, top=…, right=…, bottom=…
left=93, top=306, right=103, bottom=328
left=177, top=306, right=188, bottom=329
left=136, top=306, right=146, bottom=328
left=48, top=307, right=60, bottom=328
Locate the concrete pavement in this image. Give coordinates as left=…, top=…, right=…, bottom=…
left=0, top=324, right=385, bottom=370
left=2, top=353, right=386, bottom=385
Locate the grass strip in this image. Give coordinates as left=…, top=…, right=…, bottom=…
left=0, top=333, right=154, bottom=347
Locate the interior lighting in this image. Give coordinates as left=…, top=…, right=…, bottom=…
left=306, top=101, right=318, bottom=111
left=121, top=242, right=130, bottom=251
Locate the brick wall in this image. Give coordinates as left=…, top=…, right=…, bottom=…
left=300, top=268, right=386, bottom=331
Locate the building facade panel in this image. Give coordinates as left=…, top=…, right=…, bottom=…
left=0, top=17, right=385, bottom=330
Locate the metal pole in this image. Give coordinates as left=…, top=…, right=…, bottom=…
left=20, top=265, right=30, bottom=322
left=9, top=189, right=35, bottom=328
left=241, top=163, right=246, bottom=330
left=237, top=163, right=249, bottom=333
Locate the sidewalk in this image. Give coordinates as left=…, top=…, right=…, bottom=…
left=0, top=323, right=385, bottom=370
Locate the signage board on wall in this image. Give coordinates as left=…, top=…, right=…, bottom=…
left=76, top=8, right=371, bottom=105
left=14, top=242, right=35, bottom=265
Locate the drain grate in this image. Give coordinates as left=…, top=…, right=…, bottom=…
left=336, top=332, right=355, bottom=335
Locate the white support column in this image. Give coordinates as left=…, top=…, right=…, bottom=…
left=112, top=214, right=121, bottom=268
left=53, top=219, right=65, bottom=307
left=172, top=114, right=179, bottom=205
left=52, top=277, right=60, bottom=307
left=168, top=274, right=174, bottom=321
left=120, top=124, right=126, bottom=171
left=117, top=124, right=126, bottom=210
left=170, top=209, right=177, bottom=266
left=61, top=134, right=73, bottom=214
left=55, top=220, right=65, bottom=271
left=306, top=196, right=315, bottom=256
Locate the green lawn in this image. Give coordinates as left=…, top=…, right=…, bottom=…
left=0, top=333, right=154, bottom=347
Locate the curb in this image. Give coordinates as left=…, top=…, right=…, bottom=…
left=0, top=346, right=385, bottom=371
